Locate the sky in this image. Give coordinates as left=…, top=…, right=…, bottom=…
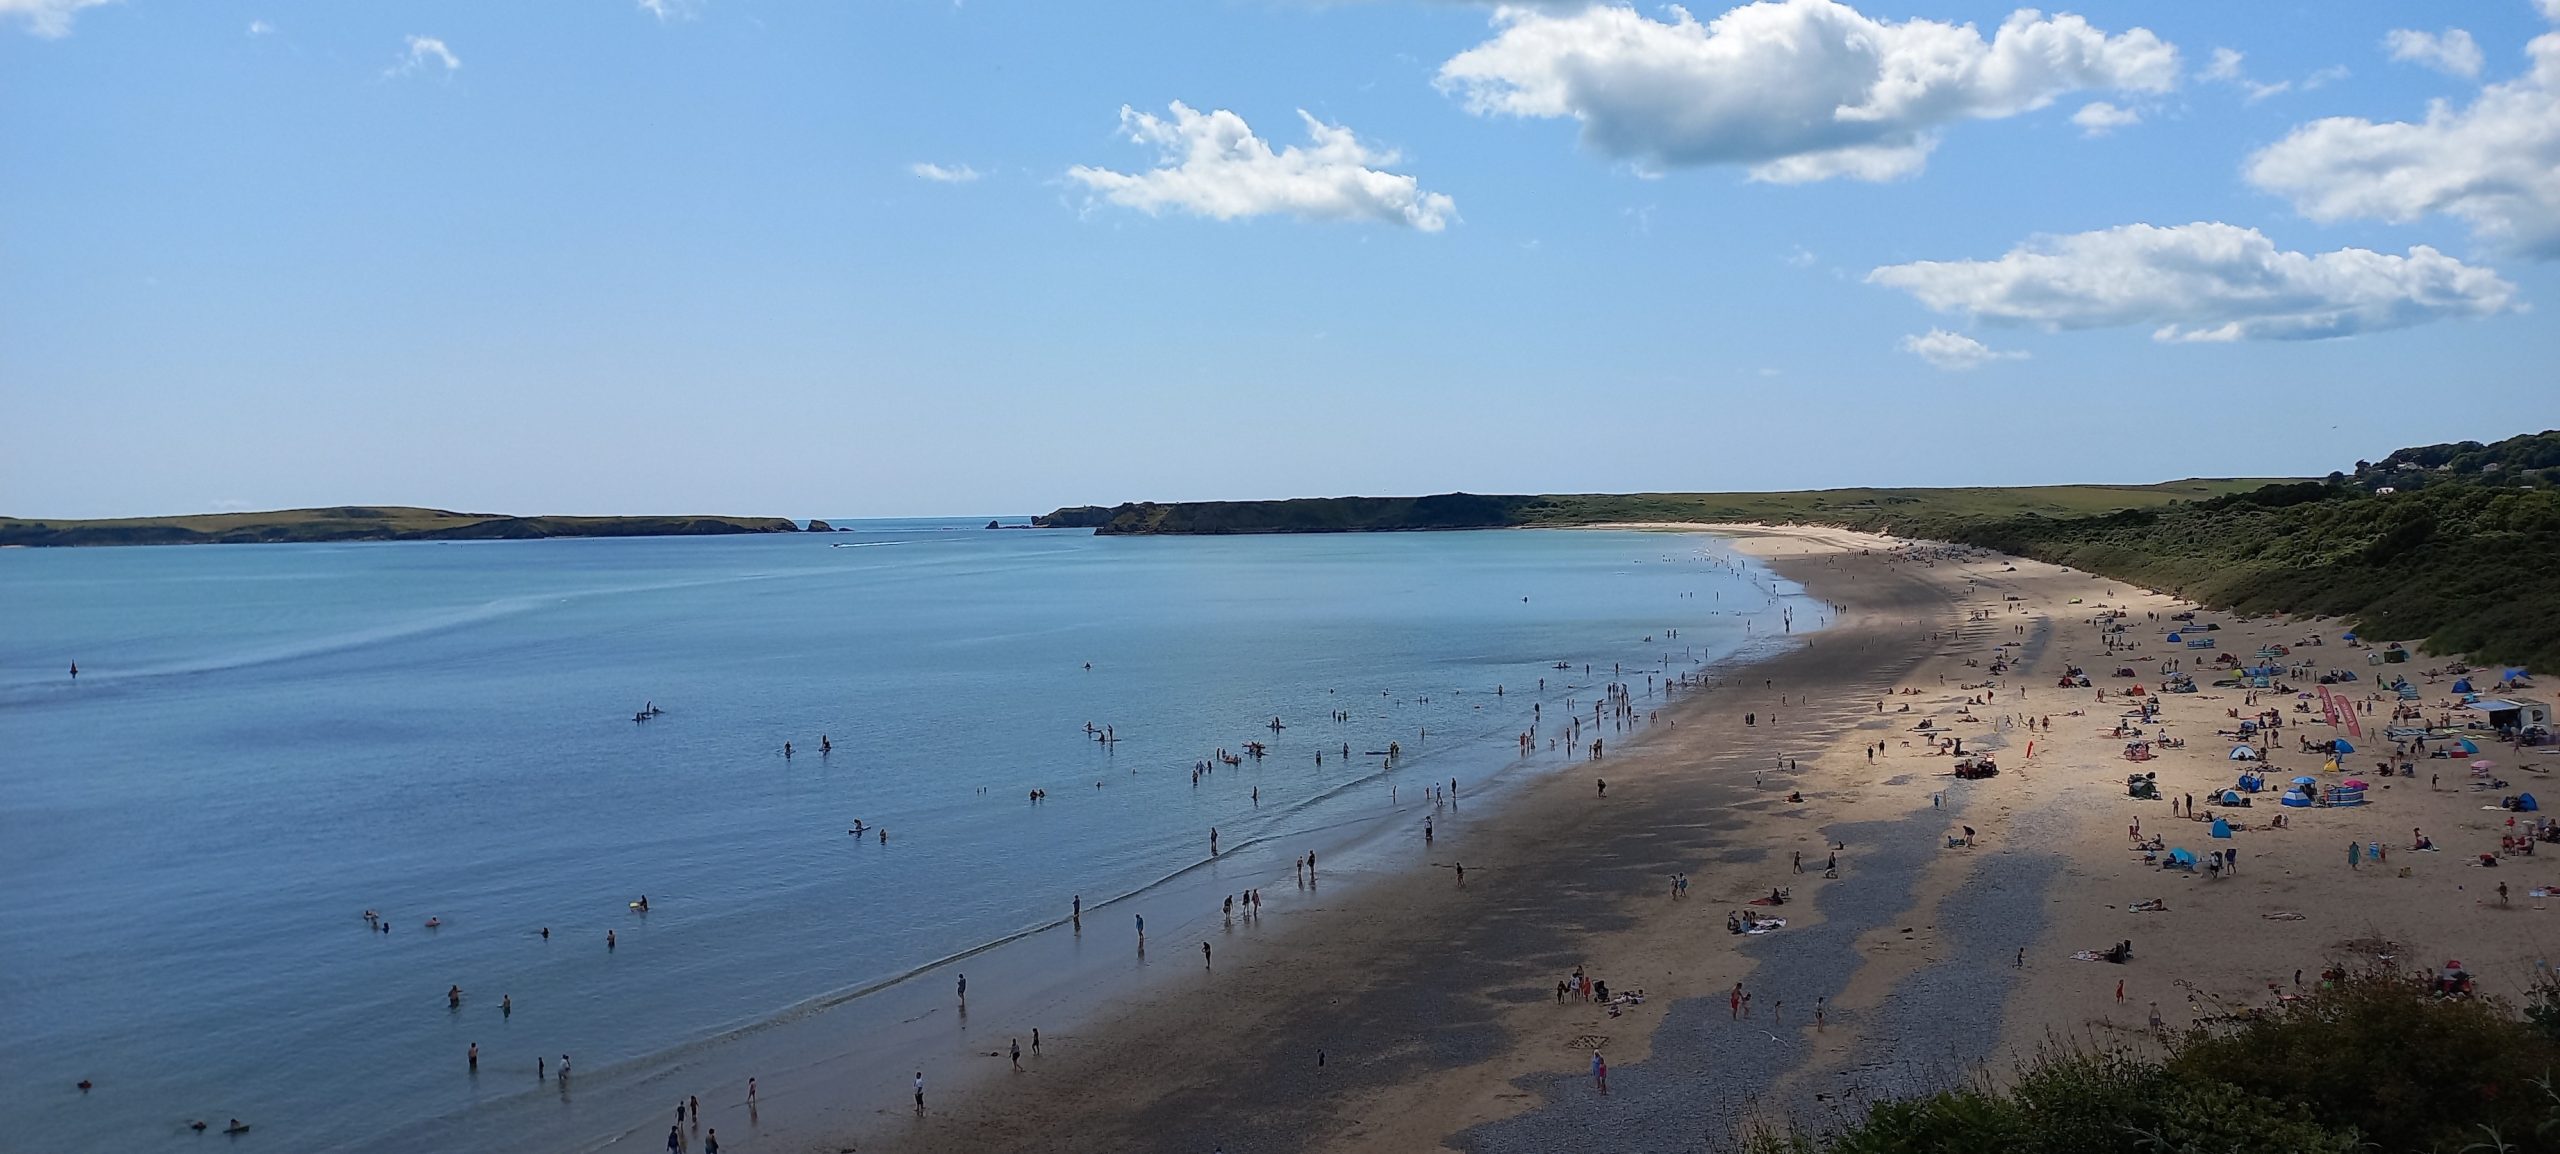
left=5, top=0, right=2558, bottom=518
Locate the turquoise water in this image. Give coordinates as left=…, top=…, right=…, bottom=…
left=0, top=523, right=1810, bottom=1152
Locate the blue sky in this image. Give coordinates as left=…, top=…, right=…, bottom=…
left=5, top=0, right=2557, bottom=518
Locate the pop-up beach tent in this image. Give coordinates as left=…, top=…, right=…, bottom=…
left=2219, top=789, right=2246, bottom=805
left=2166, top=848, right=2198, bottom=869
left=2456, top=739, right=2481, bottom=754
left=2520, top=793, right=2541, bottom=812
left=2454, top=678, right=2475, bottom=693
left=2211, top=818, right=2234, bottom=838
left=2230, top=745, right=2260, bottom=760
left=2280, top=790, right=2313, bottom=807
left=2332, top=740, right=2356, bottom=754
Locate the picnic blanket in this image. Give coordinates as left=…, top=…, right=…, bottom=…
left=1741, top=918, right=1787, bottom=935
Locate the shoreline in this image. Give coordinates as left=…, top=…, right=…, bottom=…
left=352, top=528, right=1826, bottom=1154
left=859, top=524, right=1962, bottom=1153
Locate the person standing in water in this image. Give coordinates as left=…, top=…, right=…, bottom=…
left=69, top=661, right=78, bottom=679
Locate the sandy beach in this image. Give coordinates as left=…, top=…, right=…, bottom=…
left=833, top=523, right=2558, bottom=1154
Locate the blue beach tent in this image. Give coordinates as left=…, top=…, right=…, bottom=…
left=2332, top=740, right=2356, bottom=754
left=2456, top=739, right=2481, bottom=754
left=2454, top=679, right=2475, bottom=693
left=2211, top=818, right=2234, bottom=838
left=2522, top=794, right=2541, bottom=813
left=2167, top=848, right=2198, bottom=869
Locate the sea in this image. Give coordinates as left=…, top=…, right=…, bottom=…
left=0, top=521, right=1818, bottom=1153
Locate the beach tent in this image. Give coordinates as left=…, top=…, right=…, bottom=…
left=2167, top=848, right=2198, bottom=869
left=2453, top=679, right=2475, bottom=693
left=2280, top=790, right=2313, bottom=807
left=2521, top=793, right=2541, bottom=812
left=2456, top=739, right=2481, bottom=754
left=2324, top=786, right=2367, bottom=807
left=2166, top=632, right=2183, bottom=643
left=2343, top=632, right=2358, bottom=641
left=2237, top=773, right=2264, bottom=792
left=2211, top=818, right=2234, bottom=838
left=2219, top=790, right=2245, bottom=805
left=2332, top=740, right=2356, bottom=754
left=2230, top=745, right=2260, bottom=760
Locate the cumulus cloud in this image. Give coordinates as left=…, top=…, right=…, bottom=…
left=2250, top=31, right=2560, bottom=258
left=1434, top=0, right=2176, bottom=182
left=1, top=0, right=109, bottom=37
left=247, top=19, right=273, bottom=36
left=389, top=35, right=461, bottom=77
left=2071, top=101, right=2140, bottom=136
left=1900, top=329, right=2026, bottom=369
left=1867, top=222, right=2515, bottom=342
left=1068, top=102, right=1456, bottom=231
left=910, top=162, right=982, bottom=183
left=2385, top=28, right=2483, bottom=78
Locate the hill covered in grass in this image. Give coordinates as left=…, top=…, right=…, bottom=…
left=1037, top=479, right=2287, bottom=536
left=0, top=506, right=802, bottom=547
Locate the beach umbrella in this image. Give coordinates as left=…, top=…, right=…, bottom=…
left=2291, top=775, right=2319, bottom=786
left=2474, top=760, right=2496, bottom=770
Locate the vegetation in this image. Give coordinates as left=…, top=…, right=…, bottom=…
left=0, top=506, right=803, bottom=547
left=1036, top=480, right=2285, bottom=536
left=1755, top=972, right=2560, bottom=1154
left=1041, top=429, right=2560, bottom=670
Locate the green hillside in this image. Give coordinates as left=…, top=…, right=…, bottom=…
left=0, top=506, right=802, bottom=547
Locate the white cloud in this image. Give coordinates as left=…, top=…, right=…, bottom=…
left=637, top=0, right=700, bottom=20
left=246, top=19, right=272, bottom=36
left=1068, top=102, right=1456, bottom=231
left=1900, top=328, right=2026, bottom=369
left=2201, top=46, right=2339, bottom=101
left=2543, top=0, right=2560, bottom=24
left=1433, top=0, right=2176, bottom=183
left=1, top=0, right=110, bottom=38
left=2072, top=101, right=2140, bottom=136
left=1784, top=245, right=1817, bottom=266
left=1867, top=221, right=2515, bottom=342
left=2386, top=29, right=2483, bottom=79
left=2249, top=31, right=2560, bottom=258
left=910, top=162, right=982, bottom=184
left=388, top=35, right=461, bottom=77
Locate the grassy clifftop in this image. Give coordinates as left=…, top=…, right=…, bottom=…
left=0, top=506, right=802, bottom=547
left=1036, top=479, right=2290, bottom=536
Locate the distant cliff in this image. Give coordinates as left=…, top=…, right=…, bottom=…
left=0, top=506, right=804, bottom=547
left=1036, top=481, right=2287, bottom=537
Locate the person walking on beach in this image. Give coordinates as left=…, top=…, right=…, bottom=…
left=956, top=974, right=966, bottom=1006
left=1792, top=850, right=1802, bottom=874
left=1072, top=895, right=1081, bottom=929
left=1209, top=827, right=1219, bottom=856
left=1202, top=941, right=1213, bottom=968
left=1135, top=914, right=1145, bottom=945
left=914, top=1071, right=925, bottom=1113
left=2348, top=839, right=2361, bottom=870
left=747, top=1077, right=755, bottom=1104
left=703, top=1131, right=718, bottom=1154
left=669, top=1125, right=684, bottom=1152
left=1011, top=1039, right=1022, bottom=1070
left=689, top=1095, right=698, bottom=1124
left=1591, top=1052, right=1608, bottom=1095
left=1730, top=984, right=1743, bottom=1020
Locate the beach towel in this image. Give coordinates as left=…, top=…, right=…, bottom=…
left=2070, top=950, right=2106, bottom=962
left=1742, top=918, right=1787, bottom=935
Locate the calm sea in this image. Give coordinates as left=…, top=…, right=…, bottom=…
left=0, top=522, right=1812, bottom=1152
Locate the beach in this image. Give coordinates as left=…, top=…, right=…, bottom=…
left=858, top=524, right=2556, bottom=1153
